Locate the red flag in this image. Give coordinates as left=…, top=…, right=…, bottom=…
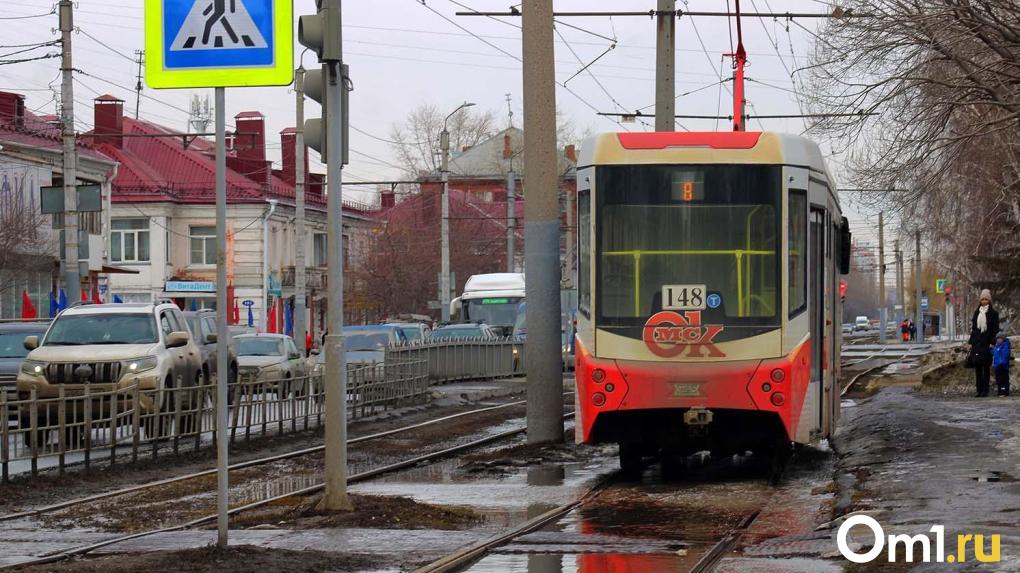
left=92, top=287, right=102, bottom=304
left=21, top=290, right=37, bottom=319
left=80, top=289, right=87, bottom=303
left=267, top=300, right=278, bottom=333
left=227, top=283, right=239, bottom=325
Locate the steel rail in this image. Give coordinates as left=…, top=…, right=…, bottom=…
left=414, top=468, right=611, bottom=573
left=689, top=510, right=762, bottom=573
left=0, top=396, right=550, bottom=523
left=5, top=412, right=576, bottom=569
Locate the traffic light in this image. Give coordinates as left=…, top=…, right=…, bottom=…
left=298, top=0, right=341, bottom=62
left=303, top=66, right=349, bottom=165
left=298, top=0, right=348, bottom=165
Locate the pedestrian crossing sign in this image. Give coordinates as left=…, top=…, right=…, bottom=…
left=145, top=0, right=293, bottom=88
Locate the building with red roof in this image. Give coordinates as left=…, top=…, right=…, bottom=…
left=83, top=94, right=376, bottom=331
left=0, top=91, right=118, bottom=318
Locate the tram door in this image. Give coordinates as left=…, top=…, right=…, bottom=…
left=808, top=208, right=827, bottom=433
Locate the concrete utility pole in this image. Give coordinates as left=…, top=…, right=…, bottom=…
left=654, top=0, right=676, bottom=131
left=506, top=168, right=516, bottom=272
left=523, top=0, right=564, bottom=444
left=440, top=102, right=474, bottom=322
left=213, top=87, right=229, bottom=547
left=294, top=67, right=307, bottom=355
left=59, top=0, right=80, bottom=302
left=878, top=212, right=886, bottom=343
left=915, top=229, right=923, bottom=344
left=133, top=50, right=144, bottom=120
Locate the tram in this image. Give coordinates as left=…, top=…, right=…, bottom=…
left=573, top=131, right=851, bottom=470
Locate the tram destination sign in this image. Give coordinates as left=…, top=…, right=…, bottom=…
left=662, top=284, right=707, bottom=311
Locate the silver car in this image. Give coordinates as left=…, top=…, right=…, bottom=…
left=234, top=334, right=307, bottom=395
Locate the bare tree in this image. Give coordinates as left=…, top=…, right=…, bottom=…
left=0, top=183, right=53, bottom=300
left=803, top=0, right=1020, bottom=315
left=389, top=103, right=498, bottom=179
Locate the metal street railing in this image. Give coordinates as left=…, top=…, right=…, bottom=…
left=385, top=337, right=527, bottom=383
left=0, top=359, right=428, bottom=481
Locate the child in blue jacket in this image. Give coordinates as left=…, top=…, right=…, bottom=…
left=993, top=335, right=1012, bottom=397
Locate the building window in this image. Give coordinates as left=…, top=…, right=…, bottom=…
left=313, top=233, right=327, bottom=267
left=190, top=225, right=216, bottom=265
left=111, top=219, right=150, bottom=263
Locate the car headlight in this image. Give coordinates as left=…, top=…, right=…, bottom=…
left=125, top=356, right=158, bottom=374
left=21, top=360, right=45, bottom=376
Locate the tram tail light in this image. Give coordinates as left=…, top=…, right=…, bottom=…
left=592, top=368, right=606, bottom=383
left=770, top=368, right=786, bottom=382
left=592, top=392, right=607, bottom=407
left=770, top=392, right=786, bottom=407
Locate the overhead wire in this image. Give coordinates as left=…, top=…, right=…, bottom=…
left=77, top=28, right=137, bottom=63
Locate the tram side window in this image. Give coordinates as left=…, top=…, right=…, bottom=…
left=789, top=190, right=808, bottom=317
left=578, top=188, right=591, bottom=317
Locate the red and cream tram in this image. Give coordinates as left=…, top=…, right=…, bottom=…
left=573, top=131, right=851, bottom=469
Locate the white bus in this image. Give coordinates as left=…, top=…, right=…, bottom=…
left=450, top=273, right=525, bottom=337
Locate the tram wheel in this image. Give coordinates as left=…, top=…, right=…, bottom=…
left=618, top=441, right=642, bottom=476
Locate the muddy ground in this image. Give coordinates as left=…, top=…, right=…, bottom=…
left=831, top=386, right=1020, bottom=571
left=10, top=545, right=378, bottom=573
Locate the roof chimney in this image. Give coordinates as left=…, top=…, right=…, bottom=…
left=0, top=91, right=26, bottom=129
left=280, top=127, right=310, bottom=186
left=94, top=94, right=124, bottom=148
left=564, top=144, right=577, bottom=163
left=233, top=111, right=269, bottom=186
left=503, top=133, right=512, bottom=160
left=235, top=112, right=266, bottom=162
left=381, top=190, right=396, bottom=209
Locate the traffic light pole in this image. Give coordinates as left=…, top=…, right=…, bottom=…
left=319, top=56, right=351, bottom=514
left=295, top=67, right=307, bottom=355
left=214, top=86, right=230, bottom=547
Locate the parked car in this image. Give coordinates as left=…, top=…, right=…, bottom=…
left=234, top=333, right=307, bottom=395
left=309, top=325, right=408, bottom=381
left=184, top=310, right=238, bottom=387
left=430, top=323, right=498, bottom=341
left=842, top=323, right=854, bottom=334
left=0, top=321, right=49, bottom=412
left=16, top=302, right=203, bottom=438
left=387, top=322, right=430, bottom=344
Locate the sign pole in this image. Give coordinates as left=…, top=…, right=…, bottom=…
left=214, top=86, right=229, bottom=548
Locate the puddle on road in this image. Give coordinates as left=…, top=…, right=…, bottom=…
left=462, top=552, right=689, bottom=573
left=972, top=470, right=1017, bottom=483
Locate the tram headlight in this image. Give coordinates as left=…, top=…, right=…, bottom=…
left=605, top=383, right=615, bottom=393
left=592, top=368, right=606, bottom=383
left=770, top=368, right=786, bottom=383
left=770, top=392, right=786, bottom=407
left=592, top=392, right=606, bottom=407
left=761, top=382, right=772, bottom=393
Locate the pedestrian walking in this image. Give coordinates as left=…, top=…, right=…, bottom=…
left=909, top=320, right=917, bottom=341
left=967, top=289, right=1000, bottom=397
left=993, top=334, right=1012, bottom=397
left=901, top=319, right=910, bottom=342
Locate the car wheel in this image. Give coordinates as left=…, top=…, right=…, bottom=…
left=143, top=375, right=175, bottom=440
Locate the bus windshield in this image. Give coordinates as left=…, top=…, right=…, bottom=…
left=463, top=297, right=522, bottom=328
left=596, top=164, right=780, bottom=332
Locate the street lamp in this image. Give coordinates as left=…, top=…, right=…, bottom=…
left=440, top=101, right=475, bottom=322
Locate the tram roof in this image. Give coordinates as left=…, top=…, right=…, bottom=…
left=578, top=131, right=831, bottom=178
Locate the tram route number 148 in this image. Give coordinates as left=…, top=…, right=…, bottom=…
left=662, top=284, right=707, bottom=311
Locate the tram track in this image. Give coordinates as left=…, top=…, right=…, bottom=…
left=0, top=397, right=544, bottom=524
left=10, top=411, right=576, bottom=570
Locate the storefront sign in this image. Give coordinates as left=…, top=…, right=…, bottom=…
left=165, top=280, right=215, bottom=293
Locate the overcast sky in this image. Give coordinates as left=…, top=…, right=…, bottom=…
left=0, top=0, right=885, bottom=249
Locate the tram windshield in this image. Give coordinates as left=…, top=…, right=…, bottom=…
left=596, top=164, right=781, bottom=331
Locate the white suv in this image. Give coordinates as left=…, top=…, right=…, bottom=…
left=17, top=302, right=203, bottom=422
